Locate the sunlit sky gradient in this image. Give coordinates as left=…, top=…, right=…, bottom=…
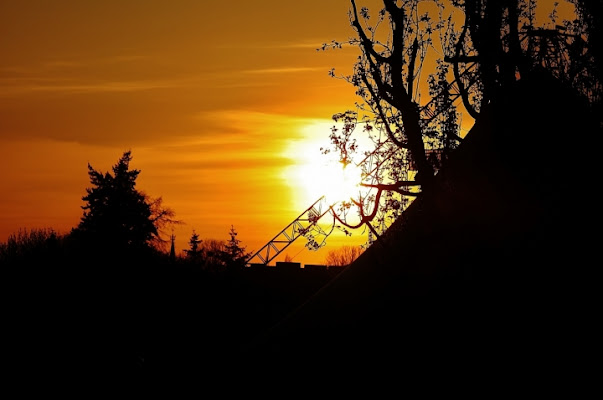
left=0, top=1, right=573, bottom=264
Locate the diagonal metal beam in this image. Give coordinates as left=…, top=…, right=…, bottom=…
left=246, top=196, right=331, bottom=266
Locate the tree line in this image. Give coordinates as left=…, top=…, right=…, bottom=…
left=0, top=150, right=362, bottom=268
left=0, top=150, right=252, bottom=269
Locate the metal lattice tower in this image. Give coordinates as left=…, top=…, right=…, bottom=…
left=246, top=196, right=331, bottom=266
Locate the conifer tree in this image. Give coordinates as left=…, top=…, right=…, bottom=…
left=222, top=225, right=250, bottom=269
left=71, top=150, right=176, bottom=257
left=185, top=230, right=203, bottom=262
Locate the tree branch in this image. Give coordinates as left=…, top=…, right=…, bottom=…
left=361, top=74, right=407, bottom=148
left=408, top=37, right=419, bottom=99
left=449, top=22, right=481, bottom=119
left=360, top=182, right=421, bottom=197
left=351, top=0, right=389, bottom=63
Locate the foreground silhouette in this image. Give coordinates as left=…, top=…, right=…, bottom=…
left=241, top=70, right=600, bottom=381
left=3, top=74, right=598, bottom=390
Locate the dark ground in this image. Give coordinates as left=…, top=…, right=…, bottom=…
left=4, top=71, right=600, bottom=392
left=239, top=71, right=600, bottom=384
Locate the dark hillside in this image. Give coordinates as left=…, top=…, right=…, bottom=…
left=244, top=71, right=600, bottom=379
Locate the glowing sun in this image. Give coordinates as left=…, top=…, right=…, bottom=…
left=284, top=121, right=365, bottom=209
left=296, top=155, right=362, bottom=205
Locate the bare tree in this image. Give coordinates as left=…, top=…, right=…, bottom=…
left=319, top=0, right=600, bottom=245
left=199, top=239, right=226, bottom=269
left=324, top=245, right=365, bottom=267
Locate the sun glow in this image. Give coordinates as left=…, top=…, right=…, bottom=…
left=284, top=121, right=366, bottom=210
left=296, top=155, right=363, bottom=206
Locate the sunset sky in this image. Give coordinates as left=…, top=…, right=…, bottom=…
left=0, top=0, right=573, bottom=265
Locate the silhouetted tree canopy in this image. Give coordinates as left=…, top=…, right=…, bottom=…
left=222, top=225, right=250, bottom=270
left=184, top=230, right=203, bottom=262
left=199, top=238, right=226, bottom=270
left=70, top=150, right=177, bottom=257
left=319, top=0, right=601, bottom=243
left=324, top=244, right=365, bottom=267
left=0, top=228, right=64, bottom=265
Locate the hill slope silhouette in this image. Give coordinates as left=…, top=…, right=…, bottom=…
left=244, top=71, right=600, bottom=377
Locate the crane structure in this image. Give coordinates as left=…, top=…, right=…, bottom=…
left=246, top=196, right=332, bottom=266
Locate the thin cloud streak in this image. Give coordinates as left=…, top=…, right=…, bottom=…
left=215, top=40, right=337, bottom=50
left=184, top=157, right=296, bottom=171
left=191, top=110, right=316, bottom=148
left=242, top=67, right=322, bottom=74
left=14, top=80, right=187, bottom=94
left=0, top=65, right=321, bottom=95
left=1, top=55, right=151, bottom=74
left=0, top=75, right=230, bottom=96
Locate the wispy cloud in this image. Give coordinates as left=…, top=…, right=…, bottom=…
left=39, top=56, right=148, bottom=70
left=2, top=55, right=150, bottom=74
left=0, top=77, right=197, bottom=95
left=26, top=80, right=183, bottom=93
left=242, top=66, right=321, bottom=74
left=214, top=39, right=324, bottom=50
left=193, top=109, right=313, bottom=141
left=41, top=60, right=85, bottom=69
left=0, top=54, right=184, bottom=95
left=177, top=156, right=295, bottom=171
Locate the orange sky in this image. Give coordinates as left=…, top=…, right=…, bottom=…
left=0, top=0, right=574, bottom=265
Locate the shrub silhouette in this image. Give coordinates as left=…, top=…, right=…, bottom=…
left=0, top=227, right=64, bottom=266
